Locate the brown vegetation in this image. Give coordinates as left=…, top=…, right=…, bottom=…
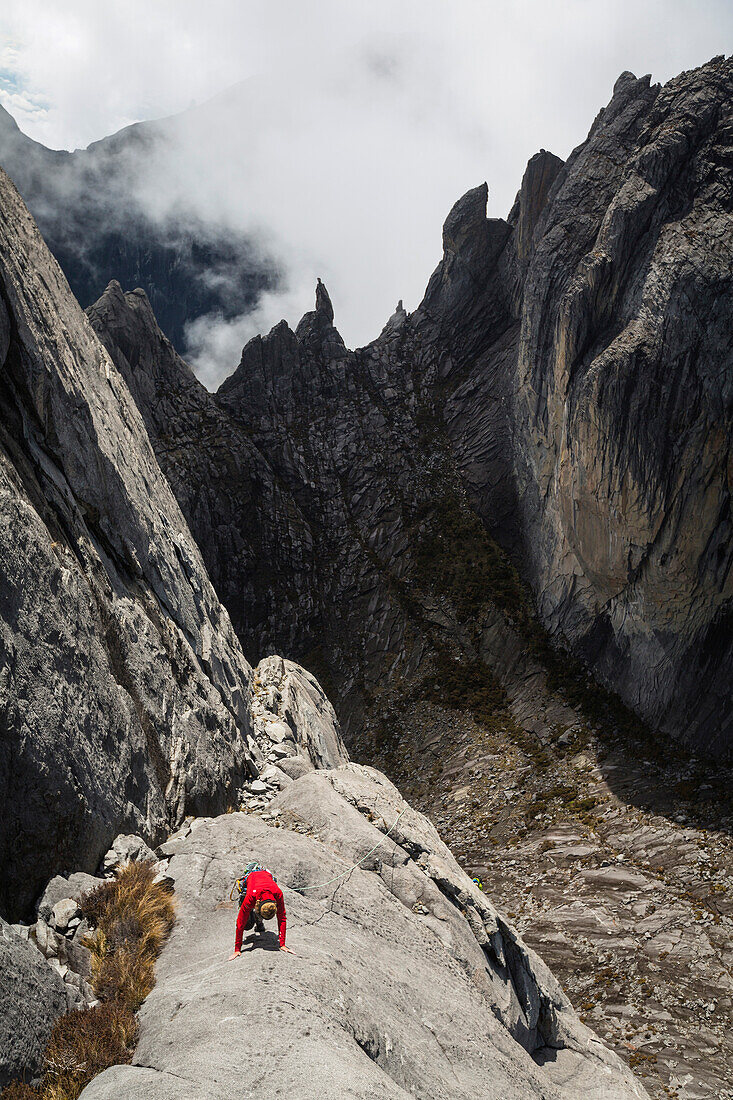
left=82, top=861, right=175, bottom=1012
left=41, top=1003, right=138, bottom=1100
left=1, top=1085, right=40, bottom=1099
left=1, top=862, right=174, bottom=1100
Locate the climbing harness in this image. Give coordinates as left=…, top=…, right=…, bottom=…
left=293, top=810, right=406, bottom=893
left=230, top=861, right=277, bottom=906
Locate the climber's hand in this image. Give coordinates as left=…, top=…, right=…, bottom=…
left=228, top=951, right=241, bottom=961
left=280, top=945, right=294, bottom=954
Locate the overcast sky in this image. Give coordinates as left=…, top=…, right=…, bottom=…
left=0, top=1, right=731, bottom=383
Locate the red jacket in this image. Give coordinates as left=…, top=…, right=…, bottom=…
left=235, top=870, right=286, bottom=951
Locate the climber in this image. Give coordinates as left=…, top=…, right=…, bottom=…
left=228, top=866, right=293, bottom=958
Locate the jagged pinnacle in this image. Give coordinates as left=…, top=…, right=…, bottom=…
left=315, top=278, right=334, bottom=324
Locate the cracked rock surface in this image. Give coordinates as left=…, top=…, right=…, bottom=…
left=0, top=167, right=256, bottom=920
left=88, top=58, right=733, bottom=759
left=371, top=684, right=733, bottom=1099
left=79, top=766, right=647, bottom=1100
left=0, top=918, right=67, bottom=1088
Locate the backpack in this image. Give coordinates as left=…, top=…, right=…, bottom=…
left=230, top=861, right=277, bottom=906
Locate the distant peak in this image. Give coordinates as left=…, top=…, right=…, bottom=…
left=101, top=279, right=125, bottom=302
left=613, top=70, right=638, bottom=93
left=442, top=183, right=488, bottom=256
left=96, top=280, right=154, bottom=321
left=295, top=278, right=343, bottom=348
left=315, top=278, right=334, bottom=324
left=88, top=281, right=168, bottom=360
left=423, top=181, right=510, bottom=313
left=0, top=104, right=20, bottom=133
left=509, top=149, right=564, bottom=267
left=379, top=298, right=408, bottom=339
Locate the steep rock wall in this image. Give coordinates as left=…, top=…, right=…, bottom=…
left=87, top=280, right=318, bottom=665
left=87, top=58, right=733, bottom=758
left=0, top=168, right=257, bottom=919
left=511, top=62, right=733, bottom=755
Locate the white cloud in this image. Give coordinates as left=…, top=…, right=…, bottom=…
left=0, top=87, right=47, bottom=123
left=0, top=0, right=730, bottom=381
left=184, top=280, right=314, bottom=391
left=0, top=41, right=48, bottom=127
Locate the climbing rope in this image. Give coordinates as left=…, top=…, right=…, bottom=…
left=293, top=810, right=406, bottom=893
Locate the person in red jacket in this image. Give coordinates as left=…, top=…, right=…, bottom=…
left=228, top=868, right=293, bottom=959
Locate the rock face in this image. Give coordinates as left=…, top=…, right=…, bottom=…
left=79, top=767, right=648, bottom=1100
left=1, top=654, right=348, bottom=1089
left=90, top=57, right=732, bottom=758
left=0, top=918, right=68, bottom=1088
left=421, top=58, right=733, bottom=758
left=90, top=270, right=448, bottom=737
left=0, top=167, right=258, bottom=920
left=101, top=834, right=158, bottom=875
left=36, top=873, right=103, bottom=924
left=508, top=62, right=733, bottom=756
left=374, top=667, right=733, bottom=1099
left=252, top=655, right=349, bottom=770
left=7, top=652, right=648, bottom=1098
left=0, top=105, right=274, bottom=351
left=5, top=64, right=720, bottom=1099
left=0, top=649, right=650, bottom=1099
left=86, top=281, right=318, bottom=664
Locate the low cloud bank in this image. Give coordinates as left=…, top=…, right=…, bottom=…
left=2, top=1, right=730, bottom=385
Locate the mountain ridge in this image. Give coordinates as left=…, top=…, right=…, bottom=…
left=0, top=102, right=275, bottom=353
left=0, top=163, right=260, bottom=920
left=0, top=54, right=731, bottom=1100
left=90, top=54, right=733, bottom=761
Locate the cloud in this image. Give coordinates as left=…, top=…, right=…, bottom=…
left=0, top=87, right=47, bottom=123
left=0, top=42, right=49, bottom=127
left=1, top=0, right=731, bottom=385
left=184, top=281, right=313, bottom=392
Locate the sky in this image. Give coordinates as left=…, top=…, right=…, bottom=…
left=0, top=1, right=731, bottom=385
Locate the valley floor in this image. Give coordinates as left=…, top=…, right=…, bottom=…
left=365, top=697, right=733, bottom=1100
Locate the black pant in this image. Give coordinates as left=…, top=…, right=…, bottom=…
left=245, top=910, right=265, bottom=933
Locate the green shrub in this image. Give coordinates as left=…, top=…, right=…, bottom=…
left=417, top=650, right=508, bottom=725
left=411, top=495, right=528, bottom=623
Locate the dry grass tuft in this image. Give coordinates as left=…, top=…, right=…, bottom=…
left=82, top=861, right=175, bottom=956
left=92, top=946, right=155, bottom=1011
left=2, top=861, right=174, bottom=1100
left=41, top=1003, right=138, bottom=1100
left=82, top=861, right=175, bottom=1013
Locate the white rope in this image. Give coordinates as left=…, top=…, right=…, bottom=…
left=294, top=810, right=406, bottom=892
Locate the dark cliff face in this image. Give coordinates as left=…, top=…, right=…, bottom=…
left=416, top=57, right=733, bottom=759
left=0, top=169, right=258, bottom=920
left=86, top=280, right=319, bottom=666
left=0, top=106, right=274, bottom=352
left=90, top=57, right=732, bottom=759
left=91, top=273, right=458, bottom=736
left=513, top=64, right=733, bottom=755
